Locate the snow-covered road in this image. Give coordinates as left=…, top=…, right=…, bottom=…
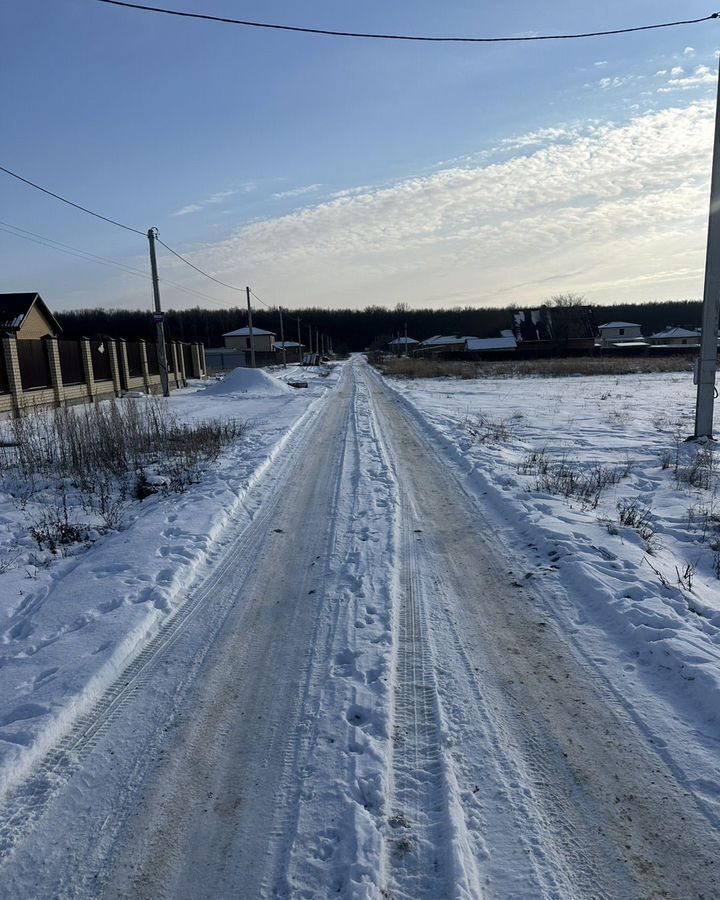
left=1, top=357, right=719, bottom=899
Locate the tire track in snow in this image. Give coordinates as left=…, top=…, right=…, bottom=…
left=372, top=382, right=482, bottom=898
left=0, top=381, right=335, bottom=865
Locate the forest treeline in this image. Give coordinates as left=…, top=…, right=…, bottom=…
left=55, top=300, right=703, bottom=353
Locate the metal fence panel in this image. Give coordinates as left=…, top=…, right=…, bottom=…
left=58, top=340, right=85, bottom=385
left=146, top=342, right=160, bottom=375
left=17, top=340, right=52, bottom=390
left=126, top=342, right=143, bottom=377
left=90, top=340, right=112, bottom=381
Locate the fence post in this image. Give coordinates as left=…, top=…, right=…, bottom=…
left=139, top=340, right=151, bottom=392
left=117, top=339, right=130, bottom=393
left=80, top=338, right=96, bottom=401
left=107, top=340, right=122, bottom=396
left=169, top=341, right=181, bottom=389
left=178, top=342, right=187, bottom=386
left=191, top=343, right=202, bottom=378
left=2, top=334, right=23, bottom=417
left=45, top=336, right=65, bottom=407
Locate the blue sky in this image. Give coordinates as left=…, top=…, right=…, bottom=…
left=1, top=0, right=719, bottom=312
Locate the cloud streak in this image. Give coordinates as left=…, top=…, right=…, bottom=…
left=162, top=101, right=714, bottom=310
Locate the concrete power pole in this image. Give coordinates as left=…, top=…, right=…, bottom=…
left=695, top=57, right=720, bottom=439
left=297, top=318, right=302, bottom=361
left=147, top=227, right=170, bottom=397
left=279, top=307, right=287, bottom=368
left=246, top=286, right=256, bottom=369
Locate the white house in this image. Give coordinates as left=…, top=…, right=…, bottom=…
left=597, top=322, right=646, bottom=348
left=223, top=326, right=276, bottom=353
left=648, top=327, right=700, bottom=347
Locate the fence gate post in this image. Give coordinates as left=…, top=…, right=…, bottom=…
left=2, top=335, right=23, bottom=417
left=169, top=341, right=181, bottom=389
left=45, top=336, right=65, bottom=407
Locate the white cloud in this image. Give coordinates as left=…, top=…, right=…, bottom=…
left=171, top=185, right=249, bottom=217
left=272, top=183, right=322, bottom=200
left=684, top=47, right=696, bottom=57
left=658, top=65, right=716, bottom=93
left=594, top=60, right=608, bottom=67
left=161, top=101, right=713, bottom=309
left=670, top=66, right=684, bottom=76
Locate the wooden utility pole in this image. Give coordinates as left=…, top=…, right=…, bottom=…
left=297, top=318, right=302, bottom=360
left=279, top=307, right=287, bottom=368
left=695, top=56, right=720, bottom=438
left=246, top=286, right=256, bottom=368
left=147, top=227, right=170, bottom=397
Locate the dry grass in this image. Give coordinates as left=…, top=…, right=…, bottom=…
left=374, top=354, right=695, bottom=380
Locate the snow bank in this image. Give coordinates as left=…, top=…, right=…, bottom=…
left=202, top=367, right=291, bottom=397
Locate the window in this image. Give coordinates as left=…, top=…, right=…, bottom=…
left=619, top=328, right=625, bottom=335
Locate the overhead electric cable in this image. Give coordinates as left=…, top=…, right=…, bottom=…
left=0, top=164, right=145, bottom=236
left=156, top=238, right=246, bottom=292
left=93, top=1, right=719, bottom=42
left=0, top=221, right=236, bottom=308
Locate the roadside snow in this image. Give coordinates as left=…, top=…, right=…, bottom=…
left=380, top=367, right=720, bottom=819
left=0, top=364, right=341, bottom=796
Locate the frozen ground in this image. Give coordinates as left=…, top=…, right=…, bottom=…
left=0, top=357, right=719, bottom=899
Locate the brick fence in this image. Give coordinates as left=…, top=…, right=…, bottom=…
left=0, top=335, right=206, bottom=418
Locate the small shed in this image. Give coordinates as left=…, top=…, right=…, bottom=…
left=0, top=292, right=61, bottom=339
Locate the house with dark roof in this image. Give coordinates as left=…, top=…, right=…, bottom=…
left=0, top=293, right=61, bottom=340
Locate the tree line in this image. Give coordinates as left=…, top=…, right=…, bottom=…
left=55, top=299, right=703, bottom=353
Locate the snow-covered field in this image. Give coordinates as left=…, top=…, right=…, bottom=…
left=0, top=364, right=339, bottom=795
left=383, top=367, right=720, bottom=821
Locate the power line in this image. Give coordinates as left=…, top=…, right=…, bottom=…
left=0, top=220, right=238, bottom=309
left=156, top=238, right=247, bottom=292
left=94, top=1, right=719, bottom=43
left=0, top=164, right=145, bottom=236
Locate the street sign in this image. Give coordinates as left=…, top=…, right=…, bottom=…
left=153, top=312, right=165, bottom=324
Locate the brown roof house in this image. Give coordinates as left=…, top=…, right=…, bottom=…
left=0, top=292, right=61, bottom=339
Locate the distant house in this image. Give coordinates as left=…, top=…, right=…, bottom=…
left=465, top=336, right=517, bottom=353
left=416, top=335, right=477, bottom=355
left=597, top=322, right=645, bottom=348
left=648, top=327, right=700, bottom=347
left=388, top=337, right=419, bottom=349
left=0, top=292, right=61, bottom=340
left=223, top=326, right=276, bottom=353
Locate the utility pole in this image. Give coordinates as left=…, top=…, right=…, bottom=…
left=147, top=227, right=170, bottom=397
left=695, top=56, right=720, bottom=439
left=404, top=320, right=408, bottom=357
left=297, top=318, right=302, bottom=361
left=246, top=286, right=256, bottom=369
left=279, top=306, right=287, bottom=368
left=307, top=324, right=313, bottom=360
